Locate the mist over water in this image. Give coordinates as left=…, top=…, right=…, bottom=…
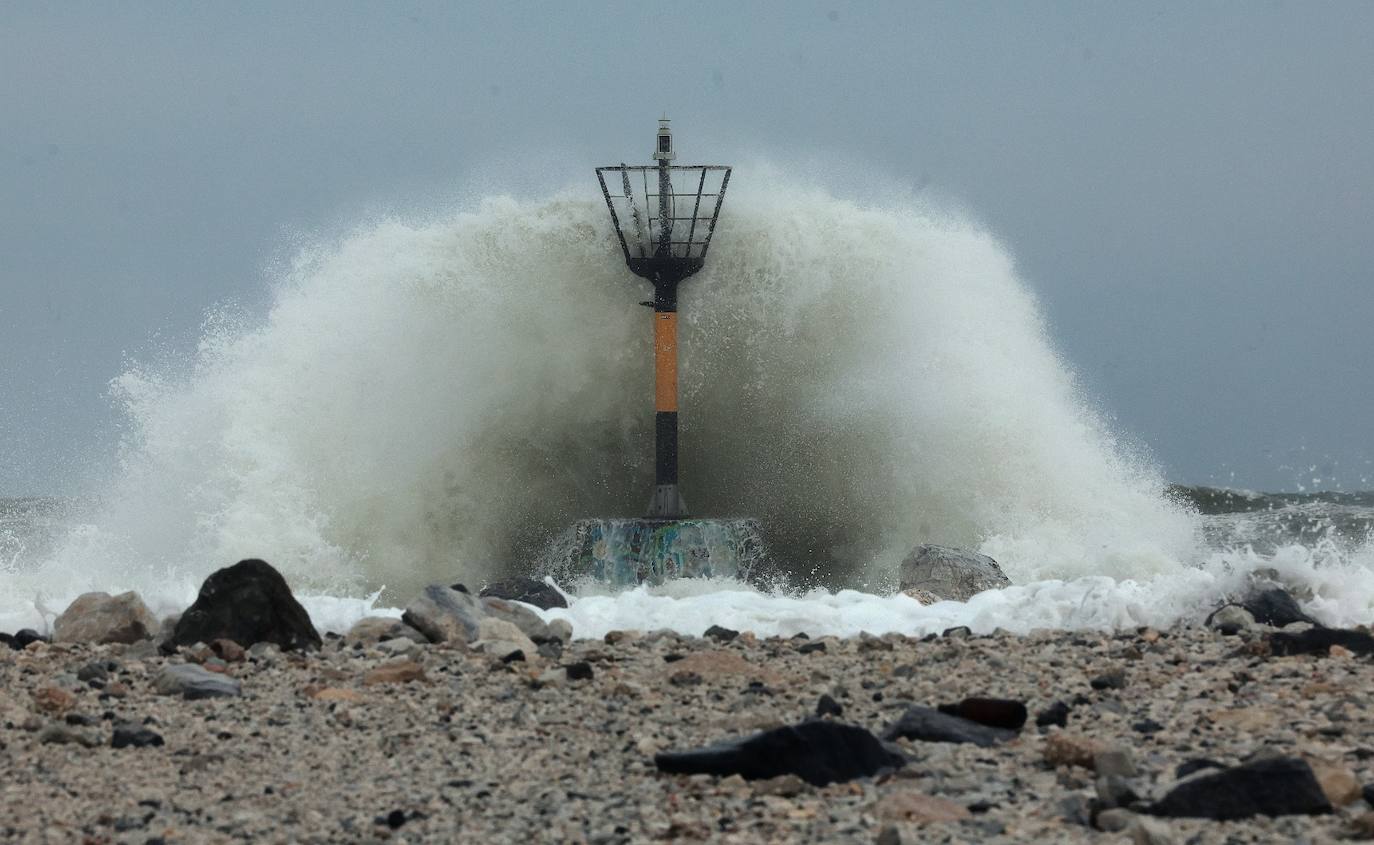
left=8, top=171, right=1369, bottom=634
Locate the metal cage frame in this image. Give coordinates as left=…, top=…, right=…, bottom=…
left=596, top=164, right=731, bottom=283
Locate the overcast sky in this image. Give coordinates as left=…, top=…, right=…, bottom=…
left=2, top=1, right=1371, bottom=495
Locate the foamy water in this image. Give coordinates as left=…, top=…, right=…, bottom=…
left=3, top=172, right=1371, bottom=637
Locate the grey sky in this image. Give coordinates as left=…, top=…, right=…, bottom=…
left=2, top=1, right=1371, bottom=495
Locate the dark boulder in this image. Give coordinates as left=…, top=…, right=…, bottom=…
left=1036, top=701, right=1071, bottom=729
left=938, top=697, right=1027, bottom=730
left=703, top=625, right=739, bottom=643
left=881, top=705, right=1018, bottom=747
left=1268, top=626, right=1374, bottom=657
left=477, top=576, right=566, bottom=610
left=1244, top=588, right=1316, bottom=627
left=165, top=559, right=321, bottom=653
left=655, top=720, right=903, bottom=786
left=1149, top=757, right=1332, bottom=820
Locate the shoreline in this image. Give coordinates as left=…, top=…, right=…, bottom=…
left=4, top=621, right=1373, bottom=843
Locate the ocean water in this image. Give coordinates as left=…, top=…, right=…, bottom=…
left=3, top=178, right=1371, bottom=638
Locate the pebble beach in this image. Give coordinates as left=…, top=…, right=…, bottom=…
left=5, top=604, right=1374, bottom=844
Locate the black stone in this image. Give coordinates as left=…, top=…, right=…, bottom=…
left=77, top=661, right=113, bottom=683
left=478, top=576, right=567, bottom=610
left=797, top=641, right=827, bottom=654
left=449, top=583, right=469, bottom=594
left=565, top=661, right=594, bottom=681
left=815, top=694, right=843, bottom=718
left=112, top=725, right=165, bottom=749
left=654, top=720, right=904, bottom=786
left=880, top=705, right=1018, bottom=747
left=1149, top=757, right=1332, bottom=820
left=499, top=649, right=525, bottom=664
left=941, top=626, right=972, bottom=639
left=1362, top=783, right=1374, bottom=806
left=1244, top=588, right=1316, bottom=627
left=1035, top=701, right=1071, bottom=728
left=379, top=810, right=407, bottom=829
left=1176, top=758, right=1225, bottom=778
left=703, top=625, right=739, bottom=643
left=1133, top=718, right=1165, bottom=734
left=1268, top=627, right=1374, bottom=657
left=937, top=697, right=1027, bottom=730
left=64, top=713, right=96, bottom=726
left=13, top=629, right=46, bottom=649
left=165, top=559, right=322, bottom=653
left=1090, top=669, right=1127, bottom=690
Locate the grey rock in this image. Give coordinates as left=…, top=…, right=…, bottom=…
left=1206, top=604, right=1255, bottom=634
left=898, top=544, right=1009, bottom=602
left=1096, top=808, right=1135, bottom=832
left=112, top=724, right=165, bottom=748
left=376, top=637, right=422, bottom=658
left=53, top=591, right=157, bottom=645
left=546, top=619, right=574, bottom=644
left=480, top=596, right=551, bottom=643
left=344, top=616, right=428, bottom=645
left=1094, top=748, right=1139, bottom=778
left=39, top=723, right=101, bottom=747
left=475, top=617, right=538, bottom=661
left=1131, top=816, right=1174, bottom=845
left=880, top=705, right=1018, bottom=747
left=154, top=663, right=242, bottom=700
left=401, top=585, right=487, bottom=645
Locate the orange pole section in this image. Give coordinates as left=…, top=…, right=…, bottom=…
left=653, top=312, right=678, bottom=413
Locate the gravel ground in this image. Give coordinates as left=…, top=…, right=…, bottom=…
left=3, top=623, right=1373, bottom=844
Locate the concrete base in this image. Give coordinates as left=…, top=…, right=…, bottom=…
left=546, top=517, right=768, bottom=586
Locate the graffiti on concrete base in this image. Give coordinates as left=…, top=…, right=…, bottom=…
left=545, top=518, right=767, bottom=586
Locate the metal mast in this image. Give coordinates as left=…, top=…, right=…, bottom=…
left=596, top=119, right=732, bottom=519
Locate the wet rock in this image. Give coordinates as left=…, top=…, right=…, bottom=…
left=401, top=585, right=486, bottom=645
left=39, top=723, right=100, bottom=748
left=362, top=660, right=427, bottom=686
left=166, top=559, right=321, bottom=653
left=154, top=664, right=242, bottom=699
left=798, top=640, right=827, bottom=654
left=703, top=624, right=739, bottom=643
left=565, top=661, right=593, bottom=681
left=1268, top=627, right=1374, bottom=657
left=899, top=544, right=1009, bottom=602
left=937, top=697, right=1027, bottom=730
left=872, top=791, right=972, bottom=824
left=655, top=719, right=904, bottom=786
left=112, top=723, right=165, bottom=749
left=12, top=629, right=48, bottom=650
left=880, top=705, right=1017, bottom=747
left=1149, top=756, right=1332, bottom=819
left=478, top=576, right=568, bottom=610
left=53, top=591, right=158, bottom=644
left=1036, top=701, right=1070, bottom=728
left=344, top=616, right=428, bottom=645
left=1206, top=604, right=1255, bottom=634
left=1244, top=587, right=1316, bottom=627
